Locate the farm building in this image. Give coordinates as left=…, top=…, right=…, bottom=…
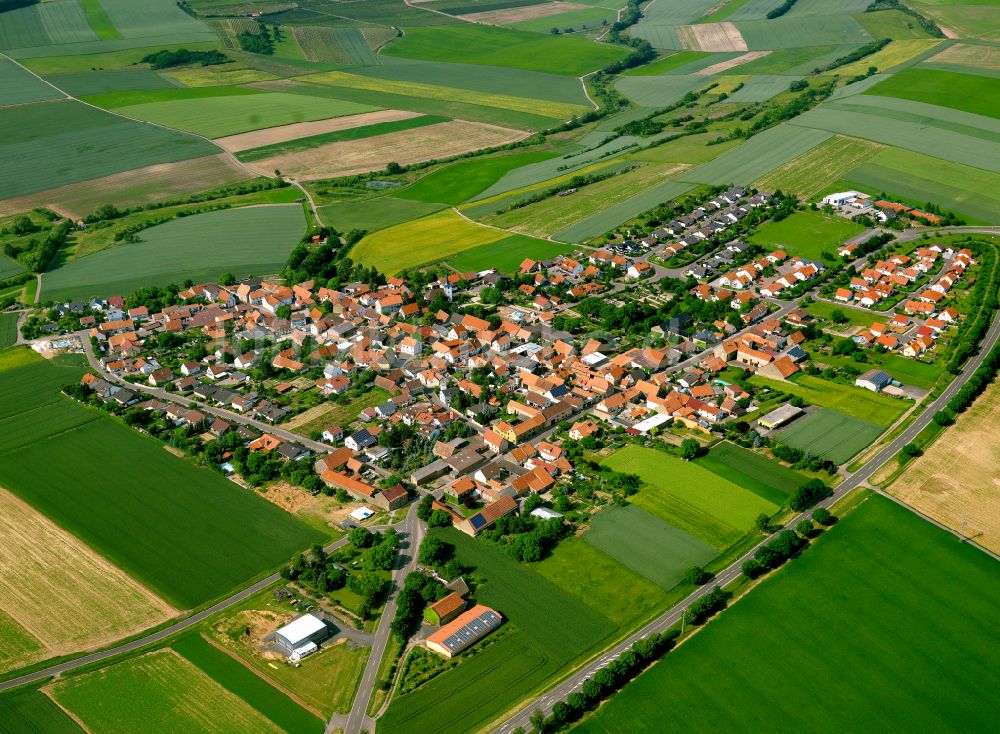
left=425, top=605, right=503, bottom=659
left=855, top=369, right=893, bottom=393
left=426, top=592, right=466, bottom=626
left=275, top=613, right=329, bottom=659
left=758, top=403, right=804, bottom=430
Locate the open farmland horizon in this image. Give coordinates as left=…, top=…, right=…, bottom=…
left=2, top=1, right=999, bottom=732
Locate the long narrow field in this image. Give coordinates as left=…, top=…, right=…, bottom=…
left=864, top=66, right=1000, bottom=120
left=552, top=179, right=695, bottom=243
left=317, top=198, right=445, bottom=235
left=575, top=494, right=1000, bottom=732
left=49, top=650, right=285, bottom=734
left=752, top=373, right=909, bottom=425
left=752, top=135, right=884, bottom=200
left=695, top=441, right=804, bottom=503
left=0, top=690, right=85, bottom=734
left=0, top=350, right=324, bottom=609
left=775, top=407, right=885, bottom=464
left=889, top=380, right=1000, bottom=554
left=43, top=205, right=306, bottom=302
left=445, top=234, right=575, bottom=274
left=0, top=488, right=174, bottom=674
left=400, top=151, right=558, bottom=206
left=0, top=312, right=17, bottom=349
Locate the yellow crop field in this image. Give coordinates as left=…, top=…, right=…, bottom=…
left=164, top=67, right=279, bottom=87
left=888, top=382, right=1000, bottom=555
left=352, top=208, right=508, bottom=274
left=836, top=39, right=942, bottom=77
left=929, top=42, right=1000, bottom=72
left=0, top=488, right=175, bottom=673
left=298, top=70, right=590, bottom=120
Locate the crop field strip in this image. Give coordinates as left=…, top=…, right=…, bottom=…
left=44, top=205, right=306, bottom=302
left=400, top=151, right=558, bottom=206
left=925, top=41, right=1000, bottom=73
left=0, top=690, right=86, bottom=734
left=615, top=73, right=711, bottom=108
left=43, top=68, right=179, bottom=96
left=753, top=373, right=908, bottom=425
left=0, top=487, right=174, bottom=674
left=0, top=350, right=323, bottom=609
left=753, top=134, right=884, bottom=200
left=317, top=198, right=446, bottom=235
left=576, top=495, right=1000, bottom=733
left=0, top=56, right=63, bottom=106
left=864, top=66, right=1000, bottom=120
left=584, top=505, right=721, bottom=587
left=49, top=650, right=286, bottom=734
left=445, top=234, right=575, bottom=274
left=776, top=407, right=885, bottom=464
left=695, top=441, right=803, bottom=504
left=0, top=312, right=18, bottom=348
left=0, top=99, right=219, bottom=202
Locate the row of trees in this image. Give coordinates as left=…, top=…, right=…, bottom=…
left=139, top=48, right=228, bottom=69
left=391, top=571, right=448, bottom=642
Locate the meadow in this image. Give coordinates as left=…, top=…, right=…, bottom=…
left=805, top=298, right=879, bottom=328
left=43, top=68, right=178, bottom=95
left=0, top=690, right=85, bottom=734
left=0, top=350, right=323, bottom=609
left=445, top=234, right=574, bottom=274
left=400, top=151, right=557, bottom=206
left=553, top=179, right=695, bottom=243
left=584, top=505, right=719, bottom=589
left=43, top=205, right=305, bottom=302
left=677, top=124, right=833, bottom=186
left=112, top=91, right=379, bottom=138
left=865, top=66, right=1000, bottom=120
left=0, top=487, right=174, bottom=674
left=351, top=209, right=509, bottom=274
left=0, top=100, right=219, bottom=201
left=603, top=445, right=780, bottom=531
left=752, top=134, right=884, bottom=200
left=173, top=634, right=322, bottom=733
left=0, top=312, right=17, bottom=349
left=575, top=495, right=1000, bottom=733
left=753, top=373, right=909, bottom=425
left=695, top=441, right=803, bottom=503
left=533, top=536, right=667, bottom=627
left=615, top=73, right=709, bottom=108
left=856, top=8, right=938, bottom=39
left=50, top=650, right=284, bottom=734
left=748, top=209, right=867, bottom=260
left=382, top=24, right=627, bottom=76
left=318, top=197, right=444, bottom=235
left=735, top=14, right=873, bottom=50
left=775, top=407, right=885, bottom=464
left=0, top=56, right=62, bottom=105
left=621, top=50, right=714, bottom=75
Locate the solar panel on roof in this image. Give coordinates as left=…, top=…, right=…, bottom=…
left=470, top=514, right=487, bottom=529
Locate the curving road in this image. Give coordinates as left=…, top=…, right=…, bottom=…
left=490, top=303, right=1000, bottom=734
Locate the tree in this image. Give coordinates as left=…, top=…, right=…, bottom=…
left=680, top=438, right=701, bottom=461
left=530, top=709, right=546, bottom=734
left=416, top=493, right=434, bottom=521
left=386, top=161, right=403, bottom=175
left=754, top=513, right=771, bottom=533
left=796, top=519, right=815, bottom=537
left=812, top=507, right=834, bottom=525
left=683, top=566, right=711, bottom=585
left=219, top=272, right=236, bottom=286
left=902, top=443, right=922, bottom=458
left=742, top=558, right=765, bottom=579
left=428, top=509, right=453, bottom=528
left=418, top=535, right=453, bottom=566
left=369, top=543, right=396, bottom=571
left=789, top=479, right=831, bottom=511
left=830, top=308, right=849, bottom=325
left=349, top=527, right=375, bottom=548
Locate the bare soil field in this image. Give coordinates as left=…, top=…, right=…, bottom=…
left=214, top=110, right=423, bottom=153
left=678, top=22, right=748, bottom=52
left=244, top=120, right=528, bottom=179
left=257, top=480, right=358, bottom=532
left=0, top=488, right=175, bottom=673
left=695, top=50, right=770, bottom=76
left=888, top=382, right=1000, bottom=554
left=0, top=155, right=252, bottom=219
left=460, top=1, right=588, bottom=24
left=930, top=42, right=1000, bottom=71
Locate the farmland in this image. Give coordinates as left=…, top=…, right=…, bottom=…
left=889, top=380, right=1000, bottom=555
left=401, top=151, right=558, bottom=206
left=43, top=68, right=178, bottom=96
left=0, top=56, right=62, bottom=105
left=552, top=179, right=695, bottom=243
left=575, top=495, right=1000, bottom=733
left=0, top=312, right=17, bottom=349
left=928, top=41, right=1000, bottom=73
left=0, top=690, right=85, bottom=734
left=350, top=209, right=509, bottom=274
left=0, top=487, right=174, bottom=673
left=382, top=24, right=627, bottom=75
left=748, top=209, right=867, bottom=260
left=603, top=445, right=780, bottom=533
left=752, top=373, right=910, bottom=425
left=865, top=66, right=1000, bottom=120
left=0, top=100, right=219, bottom=202
left=695, top=441, right=804, bottom=503
left=775, top=407, right=885, bottom=464
left=50, top=650, right=285, bottom=734
left=0, top=350, right=323, bottom=609
left=752, top=135, right=884, bottom=201
left=318, top=197, right=444, bottom=235
left=43, top=205, right=306, bottom=302
left=445, top=234, right=575, bottom=274
left=584, top=505, right=719, bottom=589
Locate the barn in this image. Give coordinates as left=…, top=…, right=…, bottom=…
left=275, top=613, right=329, bottom=659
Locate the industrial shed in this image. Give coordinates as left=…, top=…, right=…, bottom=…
left=425, top=605, right=502, bottom=658
left=274, top=613, right=329, bottom=659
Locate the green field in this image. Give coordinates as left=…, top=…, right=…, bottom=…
left=748, top=209, right=867, bottom=259
left=50, top=650, right=284, bottom=734
left=236, top=115, right=450, bottom=162
left=865, top=67, right=1000, bottom=120
left=0, top=99, right=219, bottom=201
left=552, top=179, right=695, bottom=243
left=173, top=635, right=321, bottom=734
left=446, top=234, right=575, bottom=273
left=533, top=536, right=668, bottom=627
left=318, top=197, right=445, bottom=235
left=0, top=349, right=323, bottom=608
left=350, top=209, right=508, bottom=275
left=695, top=442, right=804, bottom=503
left=735, top=14, right=873, bottom=50
left=753, top=373, right=909, bottom=425
left=584, top=505, right=719, bottom=589
left=0, top=690, right=85, bottom=734
left=855, top=8, right=937, bottom=39
left=753, top=134, right=884, bottom=200
left=43, top=68, right=177, bottom=95
left=44, top=205, right=305, bottom=302
left=775, top=407, right=885, bottom=463
left=615, top=73, right=708, bottom=108
left=805, top=299, right=879, bottom=328
left=603, top=445, right=780, bottom=532
left=382, top=24, right=627, bottom=76
left=399, top=151, right=557, bottom=206
left=113, top=91, right=379, bottom=138
left=0, top=312, right=17, bottom=349
left=0, top=56, right=62, bottom=106
left=727, top=74, right=796, bottom=103
left=621, top=50, right=714, bottom=76
left=677, top=124, right=833, bottom=186
left=575, top=494, right=1000, bottom=733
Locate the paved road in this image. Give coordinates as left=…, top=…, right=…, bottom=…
left=77, top=333, right=334, bottom=455
left=337, top=503, right=425, bottom=734
left=491, top=304, right=1000, bottom=734
left=0, top=534, right=349, bottom=694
